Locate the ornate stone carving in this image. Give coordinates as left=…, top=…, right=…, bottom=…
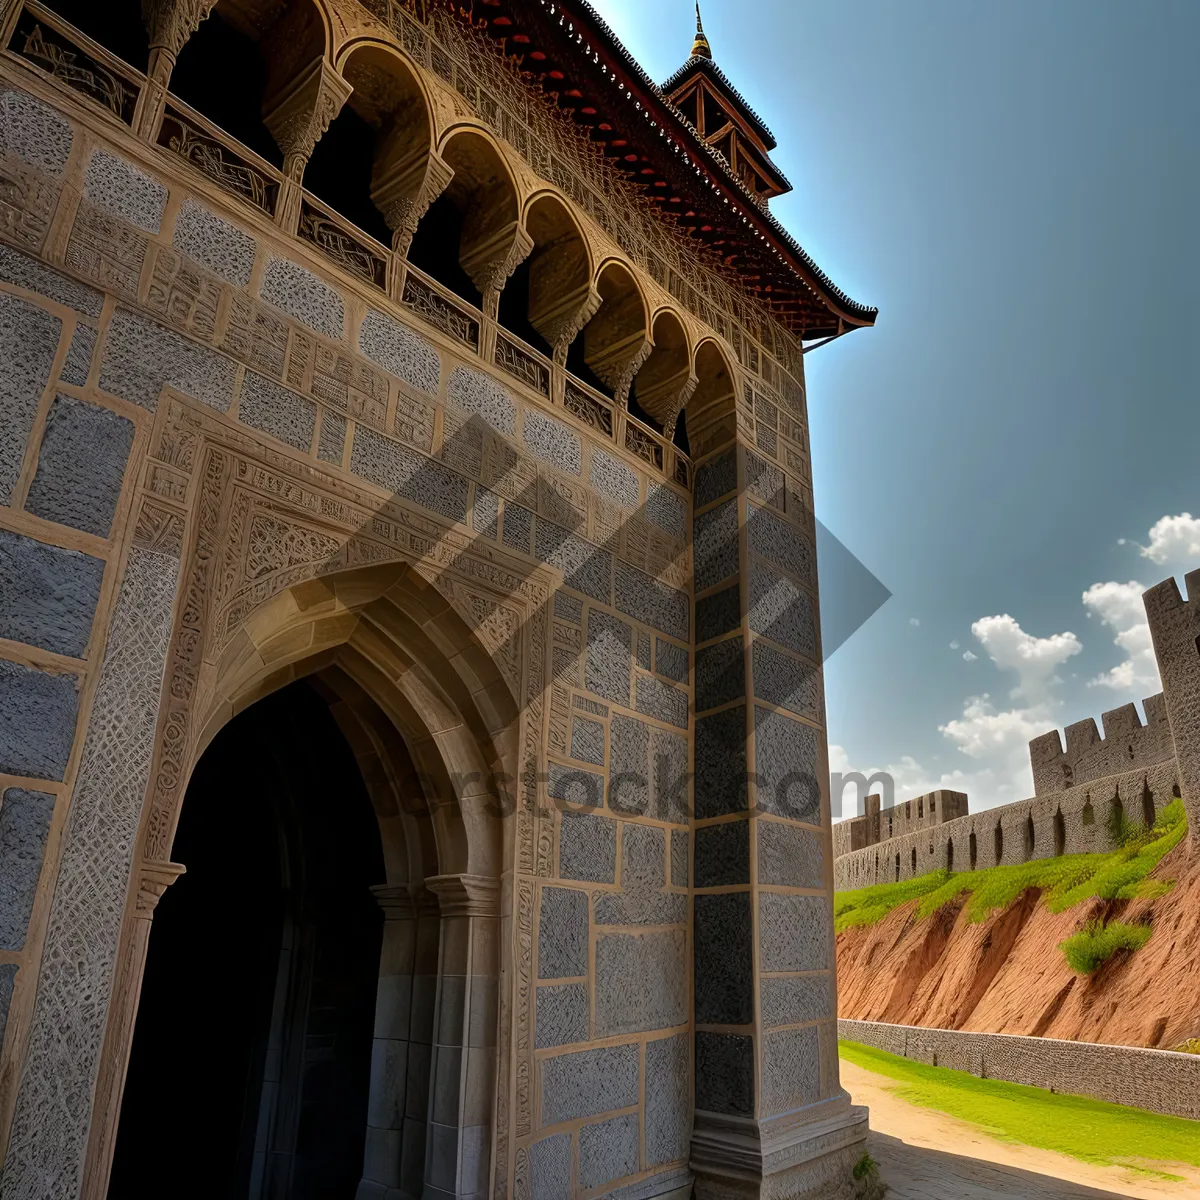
left=461, top=221, right=533, bottom=305
left=141, top=0, right=218, bottom=55
left=373, top=148, right=455, bottom=246
left=263, top=58, right=354, bottom=231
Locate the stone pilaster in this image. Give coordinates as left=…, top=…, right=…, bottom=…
left=358, top=885, right=422, bottom=1199
left=133, top=0, right=219, bottom=139
left=689, top=425, right=868, bottom=1197
left=262, top=57, right=354, bottom=234
left=423, top=874, right=500, bottom=1200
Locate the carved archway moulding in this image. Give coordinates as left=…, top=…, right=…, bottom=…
left=81, top=391, right=555, bottom=1199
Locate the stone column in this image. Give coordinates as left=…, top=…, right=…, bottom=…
left=372, top=150, right=455, bottom=303
left=262, top=57, right=354, bottom=235
left=357, top=885, right=419, bottom=1199
left=133, top=0, right=219, bottom=139
left=1144, top=568, right=1200, bottom=846
left=689, top=421, right=869, bottom=1196
left=461, top=222, right=534, bottom=352
left=423, top=874, right=500, bottom=1200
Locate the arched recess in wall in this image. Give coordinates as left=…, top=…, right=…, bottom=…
left=1142, top=781, right=1156, bottom=829
left=100, top=561, right=517, bottom=1199
left=1024, top=814, right=1035, bottom=861
left=946, top=839, right=954, bottom=872
left=408, top=128, right=521, bottom=311
left=969, top=830, right=978, bottom=869
left=1054, top=808, right=1066, bottom=856
left=567, top=260, right=649, bottom=401
left=169, top=0, right=329, bottom=167
left=500, top=192, right=592, bottom=358
left=631, top=308, right=693, bottom=441
left=910, top=847, right=916, bottom=875
left=994, top=822, right=1004, bottom=866
left=36, top=0, right=148, bottom=70
left=1110, top=792, right=1125, bottom=841
left=686, top=338, right=738, bottom=461
left=894, top=853, right=900, bottom=882
left=1081, top=796, right=1095, bottom=825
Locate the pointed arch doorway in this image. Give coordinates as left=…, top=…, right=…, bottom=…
left=110, top=680, right=388, bottom=1198
left=105, top=561, right=520, bottom=1200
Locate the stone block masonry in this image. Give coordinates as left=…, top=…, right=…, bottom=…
left=839, top=1019, right=1200, bottom=1121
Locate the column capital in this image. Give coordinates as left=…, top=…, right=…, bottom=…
left=425, top=873, right=500, bottom=918
left=133, top=859, right=186, bottom=919
left=141, top=0, right=218, bottom=57
left=263, top=57, right=353, bottom=166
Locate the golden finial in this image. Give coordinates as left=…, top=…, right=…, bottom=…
left=691, top=1, right=713, bottom=59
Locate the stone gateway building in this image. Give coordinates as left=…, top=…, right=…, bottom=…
left=0, top=1, right=877, bottom=1197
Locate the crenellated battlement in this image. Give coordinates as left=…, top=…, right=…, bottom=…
left=1029, top=693, right=1174, bottom=796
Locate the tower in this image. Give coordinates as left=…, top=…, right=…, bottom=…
left=663, top=4, right=793, bottom=208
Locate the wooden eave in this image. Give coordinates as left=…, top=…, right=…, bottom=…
left=464, top=0, right=876, bottom=339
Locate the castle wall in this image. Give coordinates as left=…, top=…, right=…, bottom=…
left=831, top=789, right=967, bottom=860
left=1029, top=692, right=1174, bottom=796
left=834, top=759, right=1180, bottom=891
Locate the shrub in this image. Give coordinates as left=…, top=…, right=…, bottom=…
left=1060, top=919, right=1152, bottom=974
left=852, top=1152, right=877, bottom=1181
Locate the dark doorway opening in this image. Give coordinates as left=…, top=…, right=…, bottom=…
left=1054, top=809, right=1066, bottom=856
left=969, top=831, right=977, bottom=870
left=109, top=681, right=386, bottom=1199
left=497, top=259, right=553, bottom=357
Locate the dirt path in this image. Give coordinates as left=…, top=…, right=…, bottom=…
left=841, top=1059, right=1200, bottom=1199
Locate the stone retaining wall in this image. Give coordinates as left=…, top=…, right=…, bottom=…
left=839, top=1019, right=1200, bottom=1121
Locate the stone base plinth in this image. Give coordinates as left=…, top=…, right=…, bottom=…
left=691, top=1098, right=870, bottom=1200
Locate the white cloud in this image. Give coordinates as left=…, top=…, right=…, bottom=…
left=832, top=512, right=1198, bottom=818
left=1141, top=513, right=1200, bottom=567
left=970, top=614, right=1082, bottom=704
left=1082, top=579, right=1160, bottom=693
left=909, top=617, right=921, bottom=627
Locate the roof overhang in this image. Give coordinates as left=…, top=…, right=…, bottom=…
left=464, top=0, right=876, bottom=340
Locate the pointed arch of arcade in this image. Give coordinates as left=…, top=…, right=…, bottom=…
left=518, top=189, right=597, bottom=359
left=633, top=306, right=695, bottom=437
left=322, top=38, right=440, bottom=255
left=571, top=257, right=651, bottom=404
left=88, top=559, right=522, bottom=1200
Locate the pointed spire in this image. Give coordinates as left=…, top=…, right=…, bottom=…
left=691, top=1, right=712, bottom=59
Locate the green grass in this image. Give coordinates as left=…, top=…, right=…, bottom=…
left=1060, top=919, right=1153, bottom=973
left=840, top=1039, right=1200, bottom=1179
left=834, top=799, right=1186, bottom=936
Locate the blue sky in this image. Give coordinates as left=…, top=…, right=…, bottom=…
left=589, top=0, right=1200, bottom=812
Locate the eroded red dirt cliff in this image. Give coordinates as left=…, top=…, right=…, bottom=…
left=836, top=843, right=1200, bottom=1048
